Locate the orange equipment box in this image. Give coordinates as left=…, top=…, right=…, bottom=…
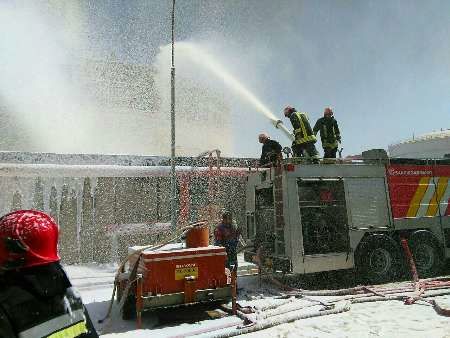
left=121, top=244, right=234, bottom=325
left=137, top=245, right=229, bottom=295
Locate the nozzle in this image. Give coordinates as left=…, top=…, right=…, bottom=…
left=270, top=118, right=295, bottom=141
left=273, top=119, right=283, bottom=129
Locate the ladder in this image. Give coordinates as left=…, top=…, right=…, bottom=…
left=273, top=164, right=286, bottom=256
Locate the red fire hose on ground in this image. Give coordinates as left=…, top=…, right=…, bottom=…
left=400, top=238, right=450, bottom=314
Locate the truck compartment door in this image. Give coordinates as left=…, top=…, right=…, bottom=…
left=297, top=178, right=350, bottom=256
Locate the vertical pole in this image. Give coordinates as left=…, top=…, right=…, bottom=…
left=170, top=0, right=177, bottom=230
left=136, top=274, right=143, bottom=329
left=231, top=267, right=237, bottom=315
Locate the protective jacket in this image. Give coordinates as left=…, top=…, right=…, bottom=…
left=260, top=139, right=282, bottom=166
left=0, top=263, right=98, bottom=338
left=313, top=116, right=341, bottom=149
left=289, top=111, right=317, bottom=145
left=214, top=223, right=240, bottom=269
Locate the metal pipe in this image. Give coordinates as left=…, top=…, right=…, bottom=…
left=231, top=267, right=237, bottom=315
left=170, top=0, right=177, bottom=230
left=136, top=274, right=143, bottom=329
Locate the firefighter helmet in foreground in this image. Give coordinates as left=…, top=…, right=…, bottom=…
left=0, top=210, right=60, bottom=270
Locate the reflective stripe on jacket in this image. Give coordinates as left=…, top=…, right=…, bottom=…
left=18, top=307, right=87, bottom=338
left=291, top=112, right=317, bottom=145
left=0, top=263, right=98, bottom=338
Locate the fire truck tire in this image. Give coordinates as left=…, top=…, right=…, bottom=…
left=355, top=234, right=401, bottom=284
left=408, top=231, right=444, bottom=278
left=121, top=294, right=136, bottom=320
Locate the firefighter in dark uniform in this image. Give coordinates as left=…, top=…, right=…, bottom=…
left=258, top=133, right=282, bottom=167
left=283, top=106, right=319, bottom=160
left=214, top=211, right=240, bottom=271
left=0, top=210, right=98, bottom=338
left=313, top=107, right=341, bottom=159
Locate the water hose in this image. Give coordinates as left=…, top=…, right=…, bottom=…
left=254, top=244, right=450, bottom=313
left=185, top=240, right=450, bottom=337
left=203, top=301, right=351, bottom=338
left=272, top=119, right=295, bottom=142
left=252, top=300, right=327, bottom=321
left=169, top=319, right=244, bottom=338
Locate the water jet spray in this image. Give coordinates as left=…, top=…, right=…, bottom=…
left=177, top=42, right=295, bottom=142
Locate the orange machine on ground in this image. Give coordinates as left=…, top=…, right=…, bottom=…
left=117, top=223, right=235, bottom=327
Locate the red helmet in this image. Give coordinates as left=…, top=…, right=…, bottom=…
left=283, top=106, right=296, bottom=117
left=0, top=210, right=60, bottom=270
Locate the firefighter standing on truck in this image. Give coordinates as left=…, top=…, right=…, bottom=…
left=313, top=107, right=341, bottom=159
left=214, top=211, right=240, bottom=271
left=283, top=106, right=319, bottom=160
left=0, top=210, right=98, bottom=338
left=258, top=133, right=282, bottom=167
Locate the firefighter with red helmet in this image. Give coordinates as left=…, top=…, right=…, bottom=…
left=313, top=107, right=341, bottom=158
left=258, top=133, right=282, bottom=167
left=283, top=106, right=319, bottom=161
left=0, top=210, right=98, bottom=338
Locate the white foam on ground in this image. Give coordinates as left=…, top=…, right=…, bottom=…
left=65, top=262, right=450, bottom=338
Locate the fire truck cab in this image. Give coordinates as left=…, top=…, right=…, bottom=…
left=244, top=158, right=450, bottom=283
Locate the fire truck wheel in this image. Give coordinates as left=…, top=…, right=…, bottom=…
left=355, top=235, right=401, bottom=284
left=121, top=294, right=136, bottom=320
left=408, top=231, right=443, bottom=278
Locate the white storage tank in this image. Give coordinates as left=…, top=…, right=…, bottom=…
left=388, top=130, right=450, bottom=159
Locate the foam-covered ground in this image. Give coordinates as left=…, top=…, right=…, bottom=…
left=65, top=261, right=450, bottom=338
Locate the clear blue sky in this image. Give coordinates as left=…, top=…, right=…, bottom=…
left=86, top=0, right=450, bottom=157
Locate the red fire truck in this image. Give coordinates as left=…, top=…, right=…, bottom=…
left=244, top=158, right=450, bottom=283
